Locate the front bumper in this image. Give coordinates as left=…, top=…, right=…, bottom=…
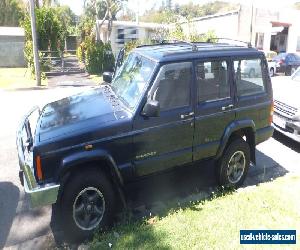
left=273, top=122, right=300, bottom=143
left=17, top=106, right=60, bottom=208
left=20, top=163, right=60, bottom=208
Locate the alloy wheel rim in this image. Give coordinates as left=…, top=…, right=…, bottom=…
left=73, top=187, right=105, bottom=231
left=227, top=151, right=246, bottom=184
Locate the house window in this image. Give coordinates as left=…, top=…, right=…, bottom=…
left=255, top=33, right=264, bottom=50
left=297, top=37, right=300, bottom=52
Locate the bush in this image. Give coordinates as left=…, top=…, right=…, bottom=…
left=84, top=39, right=115, bottom=74
left=76, top=42, right=85, bottom=62
left=24, top=40, right=49, bottom=78
left=124, top=39, right=155, bottom=58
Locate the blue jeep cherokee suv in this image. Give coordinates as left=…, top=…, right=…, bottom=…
left=17, top=41, right=274, bottom=240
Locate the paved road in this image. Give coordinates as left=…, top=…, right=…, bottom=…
left=0, top=87, right=299, bottom=249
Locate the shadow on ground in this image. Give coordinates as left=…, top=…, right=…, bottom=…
left=272, top=130, right=300, bottom=153
left=0, top=182, right=19, bottom=248
left=50, top=148, right=288, bottom=246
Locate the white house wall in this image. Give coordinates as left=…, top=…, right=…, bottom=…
left=181, top=13, right=239, bottom=40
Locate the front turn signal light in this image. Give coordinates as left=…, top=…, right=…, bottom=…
left=36, top=155, right=43, bottom=181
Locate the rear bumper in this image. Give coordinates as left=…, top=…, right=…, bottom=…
left=255, top=126, right=274, bottom=145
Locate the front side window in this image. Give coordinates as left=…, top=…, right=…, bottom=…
left=196, top=60, right=230, bottom=103
left=111, top=53, right=156, bottom=110
left=151, top=62, right=192, bottom=111
left=234, top=58, right=266, bottom=97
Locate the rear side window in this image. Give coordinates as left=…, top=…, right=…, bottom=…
left=196, top=60, right=230, bottom=103
left=233, top=58, right=266, bottom=97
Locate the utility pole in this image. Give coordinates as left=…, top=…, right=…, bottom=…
left=29, top=0, right=41, bottom=86
left=250, top=2, right=254, bottom=46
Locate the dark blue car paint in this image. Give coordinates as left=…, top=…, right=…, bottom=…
left=31, top=44, right=273, bottom=189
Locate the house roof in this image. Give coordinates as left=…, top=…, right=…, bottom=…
left=0, top=27, right=25, bottom=36
left=180, top=10, right=239, bottom=24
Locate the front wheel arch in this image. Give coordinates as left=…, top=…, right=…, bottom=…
left=57, top=158, right=127, bottom=211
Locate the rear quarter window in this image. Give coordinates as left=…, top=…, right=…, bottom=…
left=233, top=58, right=268, bottom=97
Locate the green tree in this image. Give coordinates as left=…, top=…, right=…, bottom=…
left=0, top=0, right=25, bottom=27
left=140, top=1, right=238, bottom=23
left=56, top=5, right=77, bottom=36
left=294, top=2, right=300, bottom=10
left=83, top=0, right=126, bottom=41
left=22, top=7, right=65, bottom=51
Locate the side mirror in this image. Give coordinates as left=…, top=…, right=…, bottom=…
left=142, top=100, right=160, bottom=117
left=103, top=72, right=113, bottom=83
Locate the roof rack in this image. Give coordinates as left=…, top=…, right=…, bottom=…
left=136, top=38, right=252, bottom=52
left=206, top=37, right=252, bottom=48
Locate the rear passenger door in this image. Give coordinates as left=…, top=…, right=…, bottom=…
left=193, top=58, right=235, bottom=161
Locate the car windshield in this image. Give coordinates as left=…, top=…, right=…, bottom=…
left=292, top=68, right=300, bottom=82
left=111, top=53, right=155, bottom=110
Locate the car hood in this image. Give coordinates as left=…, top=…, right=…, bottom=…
left=272, top=77, right=300, bottom=109
left=37, top=87, right=129, bottom=142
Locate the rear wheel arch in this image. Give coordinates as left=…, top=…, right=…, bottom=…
left=216, top=121, right=256, bottom=164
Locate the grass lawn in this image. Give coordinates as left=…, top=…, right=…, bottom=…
left=0, top=68, right=47, bottom=89
left=90, top=174, right=300, bottom=249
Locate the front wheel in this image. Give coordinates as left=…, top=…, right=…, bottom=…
left=215, top=138, right=250, bottom=188
left=58, top=169, right=116, bottom=242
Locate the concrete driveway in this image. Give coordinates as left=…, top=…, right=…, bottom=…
left=0, top=87, right=299, bottom=249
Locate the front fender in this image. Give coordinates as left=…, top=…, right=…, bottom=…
left=59, top=149, right=124, bottom=186
left=216, top=119, right=256, bottom=160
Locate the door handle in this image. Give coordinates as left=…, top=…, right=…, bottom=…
left=180, top=112, right=194, bottom=119
left=221, top=104, right=234, bottom=111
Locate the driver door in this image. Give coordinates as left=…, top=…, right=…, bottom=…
left=132, top=62, right=195, bottom=177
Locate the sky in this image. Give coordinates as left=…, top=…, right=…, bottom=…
left=59, top=0, right=299, bottom=16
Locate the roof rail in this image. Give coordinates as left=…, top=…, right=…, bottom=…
left=206, top=37, right=252, bottom=48
left=137, top=40, right=198, bottom=51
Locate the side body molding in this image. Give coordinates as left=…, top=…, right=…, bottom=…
left=59, top=149, right=124, bottom=186
left=216, top=119, right=256, bottom=162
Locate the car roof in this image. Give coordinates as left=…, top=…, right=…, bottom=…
left=134, top=42, right=264, bottom=63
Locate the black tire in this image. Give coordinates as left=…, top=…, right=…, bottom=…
left=285, top=66, right=292, bottom=76
left=215, top=137, right=250, bottom=188
left=58, top=168, right=116, bottom=242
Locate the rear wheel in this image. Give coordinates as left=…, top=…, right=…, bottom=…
left=58, top=169, right=116, bottom=242
left=215, top=137, right=250, bottom=187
